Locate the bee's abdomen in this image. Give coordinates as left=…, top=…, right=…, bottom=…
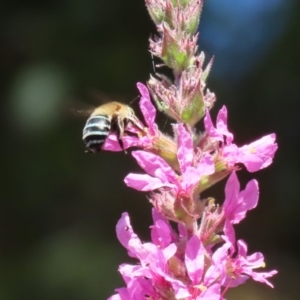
left=82, top=115, right=111, bottom=152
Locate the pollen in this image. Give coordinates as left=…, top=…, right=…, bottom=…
left=195, top=284, right=207, bottom=292
left=249, top=147, right=256, bottom=153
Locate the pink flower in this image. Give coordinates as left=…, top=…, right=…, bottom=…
left=183, top=235, right=223, bottom=299
left=110, top=212, right=176, bottom=299
left=150, top=210, right=174, bottom=248
left=225, top=240, right=278, bottom=288
left=123, top=83, right=162, bottom=149
left=208, top=238, right=277, bottom=290
left=204, top=106, right=233, bottom=145
left=103, top=83, right=158, bottom=152
left=137, top=82, right=158, bottom=136
left=222, top=172, right=259, bottom=224
left=204, top=106, right=278, bottom=172
left=109, top=208, right=277, bottom=300
left=110, top=212, right=224, bottom=300
left=124, top=124, right=214, bottom=195
left=237, top=134, right=278, bottom=172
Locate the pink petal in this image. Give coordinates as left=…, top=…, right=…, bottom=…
left=151, top=208, right=177, bottom=242
left=111, top=289, right=129, bottom=300
left=127, top=279, right=147, bottom=300
left=172, top=287, right=190, bottom=299
left=197, top=283, right=221, bottom=300
left=206, top=243, right=230, bottom=286
left=223, top=219, right=236, bottom=250
left=122, top=136, right=143, bottom=149
left=196, top=154, right=215, bottom=175
left=185, top=235, right=205, bottom=284
left=152, top=208, right=167, bottom=224
left=246, top=252, right=265, bottom=266
left=119, top=264, right=147, bottom=283
left=178, top=223, right=188, bottom=238
left=216, top=106, right=233, bottom=144
left=225, top=275, right=249, bottom=288
left=135, top=277, right=156, bottom=297
left=124, top=135, right=153, bottom=149
left=162, top=243, right=177, bottom=261
left=180, top=155, right=214, bottom=194
left=103, top=134, right=151, bottom=151
left=204, top=107, right=234, bottom=145
left=236, top=239, right=248, bottom=257
left=137, top=82, right=157, bottom=134
left=108, top=294, right=122, bottom=300
left=151, top=219, right=172, bottom=248
left=116, top=213, right=143, bottom=258
left=163, top=274, right=189, bottom=298
left=145, top=245, right=168, bottom=273
left=131, top=151, right=178, bottom=183
left=124, top=173, right=173, bottom=191
left=243, top=180, right=259, bottom=207
left=181, top=166, right=203, bottom=194
left=176, top=124, right=194, bottom=173
left=137, top=82, right=150, bottom=103
left=251, top=270, right=278, bottom=288
left=212, top=242, right=230, bottom=266
left=204, top=265, right=224, bottom=288
left=238, top=134, right=278, bottom=172
left=223, top=172, right=240, bottom=213
left=204, top=110, right=219, bottom=140
left=223, top=173, right=259, bottom=224
left=140, top=242, right=162, bottom=266
left=234, top=179, right=259, bottom=221
left=102, top=134, right=124, bottom=151
left=222, top=143, right=239, bottom=166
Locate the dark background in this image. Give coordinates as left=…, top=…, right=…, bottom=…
left=0, top=0, right=299, bottom=299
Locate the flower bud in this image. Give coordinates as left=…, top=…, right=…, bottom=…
left=148, top=53, right=216, bottom=126
left=145, top=0, right=165, bottom=24
left=182, top=0, right=204, bottom=35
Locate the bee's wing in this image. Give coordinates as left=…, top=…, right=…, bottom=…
left=87, top=89, right=131, bottom=105
left=88, top=89, right=112, bottom=104
left=68, top=96, right=96, bottom=118
left=70, top=106, right=95, bottom=117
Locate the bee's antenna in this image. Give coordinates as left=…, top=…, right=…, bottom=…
left=129, top=95, right=140, bottom=105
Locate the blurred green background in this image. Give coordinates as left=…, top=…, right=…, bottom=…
left=0, top=0, right=299, bottom=299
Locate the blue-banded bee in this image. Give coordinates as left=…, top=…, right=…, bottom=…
left=82, top=102, right=141, bottom=153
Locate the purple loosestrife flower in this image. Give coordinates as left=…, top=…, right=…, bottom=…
left=214, top=239, right=278, bottom=289
left=192, top=106, right=278, bottom=192
left=109, top=209, right=276, bottom=300
left=124, top=124, right=214, bottom=195
left=203, top=106, right=278, bottom=173
left=103, top=83, right=180, bottom=171
left=109, top=211, right=224, bottom=300
left=105, top=82, right=278, bottom=298
left=222, top=171, right=259, bottom=225
left=124, top=123, right=214, bottom=225
left=102, top=0, right=279, bottom=298
left=148, top=54, right=216, bottom=126
left=197, top=171, right=259, bottom=247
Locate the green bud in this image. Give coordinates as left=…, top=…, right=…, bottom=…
left=162, top=39, right=189, bottom=73
left=184, top=14, right=200, bottom=35
left=181, top=96, right=205, bottom=125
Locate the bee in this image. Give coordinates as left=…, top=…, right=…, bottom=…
left=82, top=102, right=141, bottom=153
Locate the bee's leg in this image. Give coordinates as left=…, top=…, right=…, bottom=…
left=127, top=116, right=145, bottom=132
left=117, top=131, right=125, bottom=151
left=116, top=117, right=126, bottom=152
